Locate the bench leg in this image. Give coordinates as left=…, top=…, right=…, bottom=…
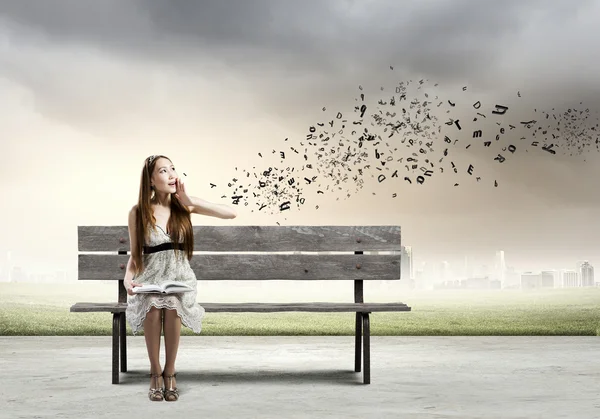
left=120, top=312, right=127, bottom=373
left=112, top=313, right=120, bottom=384
left=362, top=312, right=370, bottom=384
left=355, top=312, right=362, bottom=372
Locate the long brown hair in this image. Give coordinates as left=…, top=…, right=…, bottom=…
left=131, top=155, right=194, bottom=275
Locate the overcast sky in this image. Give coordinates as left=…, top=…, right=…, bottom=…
left=1, top=0, right=600, bottom=279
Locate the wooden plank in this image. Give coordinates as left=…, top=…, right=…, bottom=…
left=70, top=302, right=411, bottom=313
left=198, top=302, right=411, bottom=312
left=78, top=225, right=401, bottom=252
left=70, top=303, right=127, bottom=313
left=78, top=254, right=401, bottom=281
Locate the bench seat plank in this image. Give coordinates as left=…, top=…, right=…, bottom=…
left=70, top=302, right=410, bottom=313
left=199, top=302, right=411, bottom=312
left=70, top=303, right=128, bottom=313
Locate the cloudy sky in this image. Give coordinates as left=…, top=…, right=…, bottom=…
left=1, top=0, right=600, bottom=280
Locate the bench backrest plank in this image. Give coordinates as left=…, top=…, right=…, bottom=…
left=78, top=225, right=401, bottom=252
left=79, top=253, right=400, bottom=281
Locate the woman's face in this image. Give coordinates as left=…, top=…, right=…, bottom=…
left=151, top=157, right=178, bottom=194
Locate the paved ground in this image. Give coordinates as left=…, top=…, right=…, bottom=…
left=1, top=336, right=599, bottom=419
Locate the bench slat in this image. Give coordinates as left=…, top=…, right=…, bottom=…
left=78, top=225, right=401, bottom=252
left=78, top=254, right=401, bottom=281
left=70, top=302, right=411, bottom=313
left=70, top=303, right=128, bottom=313
left=199, top=302, right=411, bottom=312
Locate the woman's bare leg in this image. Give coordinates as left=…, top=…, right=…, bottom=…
left=143, top=307, right=164, bottom=388
left=162, top=308, right=181, bottom=393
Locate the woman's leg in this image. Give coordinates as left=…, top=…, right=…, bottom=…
left=143, top=306, right=164, bottom=387
left=162, top=308, right=181, bottom=393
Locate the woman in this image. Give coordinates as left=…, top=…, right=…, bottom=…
left=123, top=154, right=237, bottom=402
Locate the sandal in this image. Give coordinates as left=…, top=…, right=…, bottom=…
left=163, top=371, right=179, bottom=402
left=148, top=373, right=164, bottom=402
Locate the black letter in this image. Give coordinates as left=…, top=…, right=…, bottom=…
left=492, top=105, right=508, bottom=115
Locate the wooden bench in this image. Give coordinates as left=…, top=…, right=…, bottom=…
left=71, top=225, right=411, bottom=385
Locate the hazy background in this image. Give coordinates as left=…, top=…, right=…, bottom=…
left=1, top=0, right=600, bottom=290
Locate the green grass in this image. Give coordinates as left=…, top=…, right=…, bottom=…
left=1, top=286, right=599, bottom=336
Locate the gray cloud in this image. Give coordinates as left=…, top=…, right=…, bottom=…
left=1, top=0, right=594, bottom=82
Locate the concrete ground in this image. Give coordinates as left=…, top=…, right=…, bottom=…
left=1, top=336, right=599, bottom=419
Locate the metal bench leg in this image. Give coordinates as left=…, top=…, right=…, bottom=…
left=355, top=312, right=362, bottom=372
left=120, top=312, right=127, bottom=372
left=112, top=313, right=120, bottom=384
left=362, top=312, right=370, bottom=384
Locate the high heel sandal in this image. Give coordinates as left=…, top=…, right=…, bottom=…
left=148, top=373, right=164, bottom=402
left=163, top=372, right=179, bottom=402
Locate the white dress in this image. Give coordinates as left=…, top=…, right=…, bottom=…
left=125, top=224, right=205, bottom=335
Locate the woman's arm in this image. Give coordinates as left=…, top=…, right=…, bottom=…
left=187, top=196, right=238, bottom=219
left=125, top=205, right=143, bottom=295
left=174, top=178, right=237, bottom=219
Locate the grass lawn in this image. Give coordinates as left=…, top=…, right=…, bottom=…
left=0, top=284, right=599, bottom=336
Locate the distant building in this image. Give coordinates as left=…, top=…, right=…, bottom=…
left=521, top=272, right=542, bottom=289
left=576, top=260, right=586, bottom=276
left=541, top=270, right=557, bottom=288
left=463, top=255, right=474, bottom=279
left=10, top=266, right=27, bottom=283
left=560, top=270, right=579, bottom=288
left=414, top=268, right=427, bottom=289
left=464, top=276, right=492, bottom=289
left=504, top=266, right=521, bottom=289
left=580, top=262, right=594, bottom=287
left=400, top=245, right=414, bottom=288
left=55, top=270, right=69, bottom=282
left=438, top=261, right=450, bottom=283
left=436, top=279, right=462, bottom=289
left=494, top=250, right=507, bottom=286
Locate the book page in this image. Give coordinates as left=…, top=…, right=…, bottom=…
left=133, top=284, right=163, bottom=293
left=163, top=281, right=193, bottom=291
left=165, top=286, right=193, bottom=293
left=161, top=280, right=187, bottom=288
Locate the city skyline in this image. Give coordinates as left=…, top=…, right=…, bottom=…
left=2, top=247, right=597, bottom=290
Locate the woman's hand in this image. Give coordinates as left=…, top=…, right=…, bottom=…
left=174, top=178, right=193, bottom=207
left=125, top=279, right=142, bottom=296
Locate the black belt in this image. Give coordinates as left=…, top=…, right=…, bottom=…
left=143, top=242, right=185, bottom=254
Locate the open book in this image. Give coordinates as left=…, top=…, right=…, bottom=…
left=133, top=281, right=194, bottom=294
